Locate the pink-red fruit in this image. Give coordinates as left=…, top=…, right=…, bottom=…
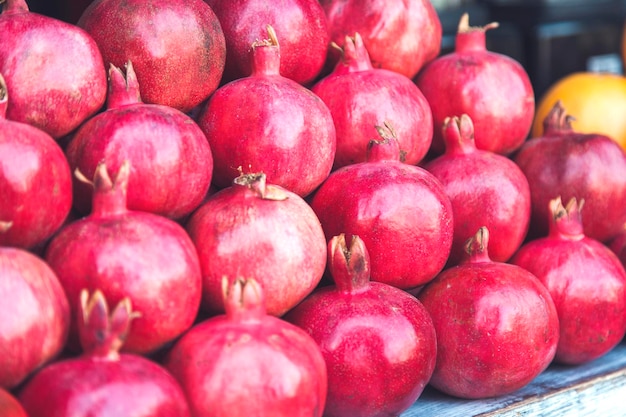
left=418, top=227, right=560, bottom=399
left=165, top=277, right=328, bottom=417
left=19, top=290, right=192, bottom=417
left=285, top=234, right=437, bottom=417
left=511, top=197, right=626, bottom=365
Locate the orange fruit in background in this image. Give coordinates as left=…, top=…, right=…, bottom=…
left=531, top=72, right=626, bottom=150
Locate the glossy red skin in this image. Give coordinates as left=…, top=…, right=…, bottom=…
left=77, top=0, right=226, bottom=112
left=0, top=388, right=27, bottom=417
left=205, top=0, right=329, bottom=85
left=185, top=179, right=327, bottom=316
left=415, top=25, right=535, bottom=156
left=511, top=233, right=626, bottom=365
left=0, top=0, right=107, bottom=138
left=66, top=106, right=213, bottom=220
left=514, top=133, right=626, bottom=243
left=197, top=44, right=336, bottom=197
left=165, top=310, right=327, bottom=416
left=0, top=119, right=72, bottom=249
left=311, top=34, right=433, bottom=169
left=45, top=212, right=202, bottom=355
left=320, top=0, right=441, bottom=79
left=18, top=354, right=191, bottom=417
left=0, top=247, right=70, bottom=389
left=424, top=116, right=531, bottom=266
left=285, top=282, right=436, bottom=417
left=418, top=258, right=559, bottom=399
left=309, top=154, right=454, bottom=289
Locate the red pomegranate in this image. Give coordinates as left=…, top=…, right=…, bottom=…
left=320, top=0, right=441, bottom=79
left=0, top=245, right=70, bottom=389
left=415, top=13, right=535, bottom=156
left=44, top=161, right=202, bottom=355
left=19, top=290, right=192, bottom=417
left=510, top=197, right=626, bottom=365
left=424, top=114, right=531, bottom=266
left=65, top=61, right=213, bottom=220
left=311, top=32, right=433, bottom=169
left=0, top=0, right=106, bottom=139
left=185, top=172, right=327, bottom=317
left=309, top=123, right=454, bottom=289
left=0, top=388, right=27, bottom=417
left=514, top=101, right=626, bottom=242
left=196, top=26, right=336, bottom=197
left=0, top=73, right=72, bottom=250
left=284, top=234, right=437, bottom=417
left=77, top=0, right=226, bottom=112
left=164, top=277, right=327, bottom=417
left=205, top=0, right=329, bottom=85
left=418, top=227, right=560, bottom=399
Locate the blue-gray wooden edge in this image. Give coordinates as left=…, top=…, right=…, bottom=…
left=403, top=340, right=626, bottom=416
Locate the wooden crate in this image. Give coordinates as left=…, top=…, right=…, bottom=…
left=403, top=340, right=626, bottom=416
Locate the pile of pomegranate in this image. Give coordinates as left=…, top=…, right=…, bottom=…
left=2, top=0, right=626, bottom=415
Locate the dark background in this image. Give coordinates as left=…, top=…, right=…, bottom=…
left=22, top=0, right=626, bottom=99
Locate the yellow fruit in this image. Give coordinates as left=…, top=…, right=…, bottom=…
left=532, top=72, right=626, bottom=150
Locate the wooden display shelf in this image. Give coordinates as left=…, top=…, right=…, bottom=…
left=403, top=340, right=626, bottom=416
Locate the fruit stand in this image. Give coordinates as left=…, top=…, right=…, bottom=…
left=3, top=0, right=626, bottom=416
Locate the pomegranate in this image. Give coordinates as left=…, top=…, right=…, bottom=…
left=320, top=0, right=441, bottom=79
left=510, top=197, right=626, bottom=365
left=415, top=13, right=535, bottom=156
left=44, top=161, right=202, bottom=355
left=514, top=101, right=626, bottom=242
left=77, top=0, right=226, bottom=112
left=309, top=123, right=454, bottom=289
left=418, top=227, right=560, bottom=399
left=0, top=73, right=72, bottom=250
left=284, top=234, right=437, bottom=417
left=164, top=277, right=327, bottom=417
left=0, top=0, right=106, bottom=139
left=424, top=114, right=531, bottom=266
left=19, top=290, right=192, bottom=417
left=197, top=25, right=336, bottom=197
left=0, top=244, right=70, bottom=389
left=65, top=61, right=213, bottom=220
left=185, top=172, right=326, bottom=317
left=311, top=32, right=432, bottom=170
left=0, top=388, right=27, bottom=417
left=205, top=0, right=329, bottom=85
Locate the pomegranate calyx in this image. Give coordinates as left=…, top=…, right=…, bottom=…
left=335, top=33, right=373, bottom=74
left=329, top=234, right=371, bottom=293
left=442, top=114, right=477, bottom=155
left=107, top=61, right=142, bottom=109
left=250, top=25, right=281, bottom=76
left=549, top=196, right=585, bottom=240
left=89, top=160, right=131, bottom=217
left=542, top=100, right=575, bottom=136
left=233, top=172, right=289, bottom=201
left=78, top=289, right=140, bottom=359
left=222, top=277, right=267, bottom=322
left=455, top=13, right=498, bottom=53
left=457, top=13, right=499, bottom=34
left=251, top=24, right=279, bottom=48
left=367, top=121, right=405, bottom=162
left=463, top=226, right=492, bottom=264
